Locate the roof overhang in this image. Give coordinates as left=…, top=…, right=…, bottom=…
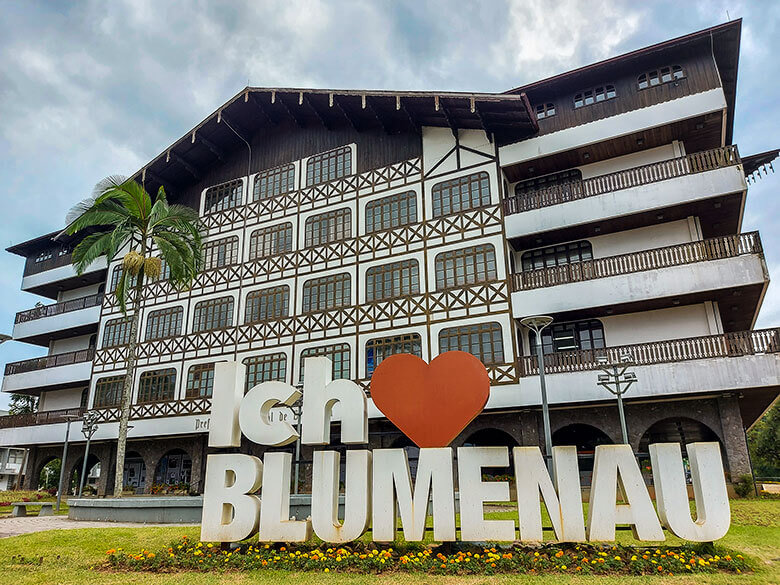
left=743, top=149, right=779, bottom=182
left=504, top=20, right=742, bottom=145
left=129, top=88, right=538, bottom=198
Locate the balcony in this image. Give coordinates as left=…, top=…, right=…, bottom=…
left=489, top=329, right=780, bottom=426
left=21, top=251, right=107, bottom=300
left=510, top=233, right=768, bottom=329
left=503, top=146, right=745, bottom=243
left=1, top=348, right=95, bottom=394
left=0, top=407, right=85, bottom=430
left=13, top=294, right=103, bottom=346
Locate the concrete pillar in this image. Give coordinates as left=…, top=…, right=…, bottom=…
left=519, top=410, right=541, bottom=447
left=717, top=395, right=752, bottom=479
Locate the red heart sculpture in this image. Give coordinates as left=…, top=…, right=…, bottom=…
left=370, top=351, right=490, bottom=448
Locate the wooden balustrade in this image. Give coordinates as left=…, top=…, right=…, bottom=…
left=15, top=294, right=103, bottom=324
left=4, top=348, right=95, bottom=376
left=503, top=145, right=741, bottom=215
left=0, top=407, right=85, bottom=429
left=518, top=328, right=780, bottom=376
left=512, top=232, right=762, bottom=291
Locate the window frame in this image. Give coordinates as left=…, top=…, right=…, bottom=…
left=301, top=273, right=351, bottom=313
left=638, top=65, right=685, bottom=90
left=305, top=146, right=352, bottom=186
left=192, top=296, right=235, bottom=333
left=203, top=179, right=243, bottom=214
left=574, top=84, right=617, bottom=108
left=203, top=236, right=240, bottom=271
left=137, top=368, right=177, bottom=404
left=431, top=171, right=491, bottom=218
left=243, top=353, right=288, bottom=390
left=535, top=102, right=556, bottom=119
left=364, top=191, right=417, bottom=233
left=248, top=222, right=294, bottom=260
left=529, top=319, right=605, bottom=355
left=304, top=208, right=351, bottom=247
left=102, top=316, right=132, bottom=348
left=299, top=343, right=351, bottom=381
left=145, top=306, right=184, bottom=340
left=253, top=164, right=295, bottom=201
left=244, top=285, right=290, bottom=323
left=520, top=240, right=593, bottom=272
left=434, top=244, right=498, bottom=291
left=438, top=322, right=505, bottom=365
left=365, top=333, right=422, bottom=377
left=365, top=259, right=420, bottom=302
left=94, top=375, right=124, bottom=408
left=185, top=363, right=216, bottom=399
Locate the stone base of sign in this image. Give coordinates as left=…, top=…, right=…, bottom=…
left=67, top=497, right=204, bottom=523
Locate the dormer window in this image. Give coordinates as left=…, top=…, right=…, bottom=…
left=574, top=85, right=616, bottom=108
left=535, top=102, right=556, bottom=119
left=638, top=65, right=684, bottom=89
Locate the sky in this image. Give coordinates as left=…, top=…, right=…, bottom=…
left=0, top=0, right=778, bottom=410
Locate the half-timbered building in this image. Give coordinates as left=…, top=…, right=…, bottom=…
left=1, top=19, right=778, bottom=494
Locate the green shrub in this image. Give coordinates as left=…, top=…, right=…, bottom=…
left=733, top=474, right=755, bottom=498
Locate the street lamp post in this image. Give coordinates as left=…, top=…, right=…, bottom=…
left=55, top=414, right=81, bottom=512
left=520, top=316, right=554, bottom=475
left=78, top=411, right=99, bottom=497
left=596, top=353, right=637, bottom=444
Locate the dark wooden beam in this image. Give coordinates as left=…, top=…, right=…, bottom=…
left=399, top=99, right=421, bottom=134
left=169, top=151, right=201, bottom=180
left=440, top=101, right=458, bottom=139
left=473, top=102, right=493, bottom=143
left=333, top=96, right=360, bottom=132
left=143, top=169, right=177, bottom=193
left=304, top=94, right=332, bottom=130
left=365, top=97, right=393, bottom=134
left=277, top=93, right=306, bottom=128
left=191, top=131, right=224, bottom=161
left=218, top=110, right=252, bottom=144
left=249, top=92, right=281, bottom=125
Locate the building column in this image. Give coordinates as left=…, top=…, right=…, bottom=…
left=22, top=446, right=39, bottom=490
left=520, top=410, right=541, bottom=447
left=717, top=395, right=752, bottom=479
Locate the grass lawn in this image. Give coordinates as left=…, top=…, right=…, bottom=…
left=0, top=499, right=778, bottom=584
left=0, top=491, right=68, bottom=516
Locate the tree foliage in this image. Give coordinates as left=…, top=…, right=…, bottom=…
left=748, top=401, right=780, bottom=478
left=8, top=393, right=37, bottom=415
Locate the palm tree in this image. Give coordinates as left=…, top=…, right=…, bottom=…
left=66, top=176, right=203, bottom=497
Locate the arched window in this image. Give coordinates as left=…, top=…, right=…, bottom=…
left=528, top=319, right=605, bottom=355
left=431, top=172, right=491, bottom=218
left=301, top=273, right=351, bottom=312
left=439, top=322, right=504, bottom=365
left=145, top=306, right=183, bottom=340
left=203, top=236, right=239, bottom=270
left=365, top=333, right=422, bottom=377
left=186, top=363, right=216, bottom=398
left=306, top=146, right=352, bottom=186
left=435, top=244, right=497, bottom=290
left=535, top=102, right=556, bottom=119
left=299, top=344, right=351, bottom=381
left=521, top=240, right=593, bottom=272
left=94, top=376, right=123, bottom=408
left=365, top=260, right=419, bottom=302
left=365, top=191, right=417, bottom=233
left=137, top=368, right=177, bottom=403
left=304, top=208, right=351, bottom=247
left=248, top=223, right=293, bottom=259
left=244, top=353, right=288, bottom=389
left=638, top=65, right=684, bottom=89
left=245, top=286, right=290, bottom=323
left=574, top=85, right=616, bottom=108
left=253, top=164, right=295, bottom=201
left=192, top=296, right=234, bottom=332
left=204, top=179, right=243, bottom=213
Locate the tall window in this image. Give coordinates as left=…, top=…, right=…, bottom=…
left=514, top=169, right=582, bottom=197
left=248, top=223, right=293, bottom=259
left=137, top=368, right=177, bottom=403
left=521, top=241, right=593, bottom=271
left=299, top=344, right=351, bottom=381
left=365, top=333, right=422, bottom=377
left=365, top=191, right=417, bottom=233
left=529, top=319, right=605, bottom=355
left=243, top=353, right=287, bottom=389
left=365, top=260, right=420, bottom=302
left=245, top=286, right=290, bottom=323
left=109, top=266, right=122, bottom=292
left=192, top=296, right=234, bottom=332
left=306, top=146, right=352, bottom=185
left=102, top=317, right=132, bottom=348
left=574, top=85, right=616, bottom=108
left=203, top=236, right=239, bottom=270
left=186, top=363, right=216, bottom=398
left=535, top=103, right=556, bottom=119
left=253, top=164, right=295, bottom=201
left=435, top=244, right=497, bottom=290
left=145, top=306, right=183, bottom=340
left=439, top=322, right=504, bottom=365
left=204, top=179, right=243, bottom=213
left=304, top=208, right=351, bottom=247
left=94, top=376, right=123, bottom=408
left=638, top=65, right=684, bottom=89
left=431, top=172, right=491, bottom=218
left=302, top=273, right=351, bottom=312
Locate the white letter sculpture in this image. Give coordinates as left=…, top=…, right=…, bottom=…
left=458, top=447, right=516, bottom=541
left=200, top=454, right=263, bottom=542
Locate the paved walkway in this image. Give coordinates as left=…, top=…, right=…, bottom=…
left=0, top=515, right=195, bottom=538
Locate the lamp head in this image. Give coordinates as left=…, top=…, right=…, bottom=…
left=519, top=315, right=553, bottom=333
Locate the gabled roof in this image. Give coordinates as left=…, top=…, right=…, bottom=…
left=130, top=88, right=537, bottom=195
left=504, top=20, right=742, bottom=145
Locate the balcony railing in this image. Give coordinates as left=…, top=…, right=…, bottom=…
left=4, top=348, right=95, bottom=376
left=512, top=232, right=762, bottom=291
left=0, top=407, right=85, bottom=429
left=518, top=328, right=780, bottom=376
left=15, top=294, right=103, bottom=324
left=503, top=145, right=741, bottom=215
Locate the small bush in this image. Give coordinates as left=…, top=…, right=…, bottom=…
left=733, top=474, right=755, bottom=498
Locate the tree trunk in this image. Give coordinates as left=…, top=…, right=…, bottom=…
left=112, top=274, right=144, bottom=497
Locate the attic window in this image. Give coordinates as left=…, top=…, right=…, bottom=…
left=638, top=65, right=684, bottom=89
left=535, top=102, right=556, bottom=119
left=574, top=85, right=616, bottom=108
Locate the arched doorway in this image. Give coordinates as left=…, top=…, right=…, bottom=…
left=71, top=453, right=101, bottom=495
left=37, top=457, right=60, bottom=491
left=638, top=417, right=724, bottom=482
left=153, top=449, right=192, bottom=490
left=553, top=424, right=614, bottom=485
left=122, top=451, right=146, bottom=494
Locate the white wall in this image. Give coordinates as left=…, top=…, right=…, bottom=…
left=601, top=303, right=719, bottom=346
left=39, top=386, right=85, bottom=412
left=50, top=334, right=94, bottom=354
left=58, top=283, right=102, bottom=302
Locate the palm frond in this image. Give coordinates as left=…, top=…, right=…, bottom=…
left=71, top=231, right=116, bottom=274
